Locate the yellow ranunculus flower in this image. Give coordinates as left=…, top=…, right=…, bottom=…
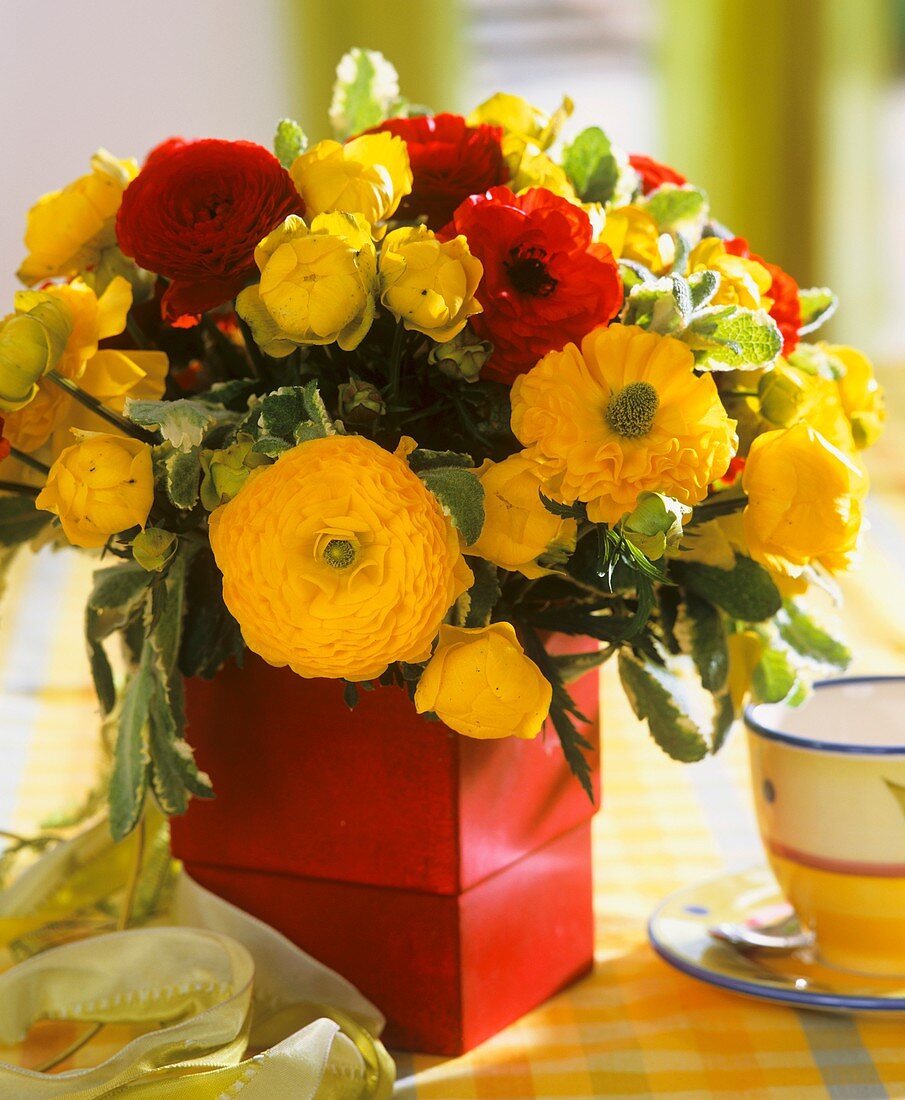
left=469, top=454, right=577, bottom=578
left=289, top=134, right=412, bottom=232
left=378, top=225, right=483, bottom=342
left=824, top=343, right=886, bottom=449
left=599, top=204, right=673, bottom=275
left=36, top=433, right=155, bottom=549
left=468, top=93, right=549, bottom=143
left=0, top=297, right=72, bottom=413
left=17, top=150, right=138, bottom=286
left=209, top=434, right=473, bottom=681
left=511, top=324, right=738, bottom=525
left=742, top=422, right=868, bottom=578
left=414, top=622, right=552, bottom=740
left=688, top=238, right=772, bottom=309
left=237, top=213, right=378, bottom=355
left=504, top=135, right=578, bottom=201
left=4, top=277, right=167, bottom=453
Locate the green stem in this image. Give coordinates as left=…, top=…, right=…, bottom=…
left=236, top=315, right=265, bottom=381
left=387, top=322, right=405, bottom=401
left=46, top=372, right=158, bottom=443
left=687, top=492, right=747, bottom=527
left=8, top=448, right=49, bottom=475
left=722, top=389, right=759, bottom=399
left=126, top=315, right=150, bottom=350
left=0, top=480, right=40, bottom=497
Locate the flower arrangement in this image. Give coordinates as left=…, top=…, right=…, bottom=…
left=0, top=50, right=884, bottom=840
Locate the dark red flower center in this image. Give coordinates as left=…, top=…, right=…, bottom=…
left=505, top=246, right=557, bottom=297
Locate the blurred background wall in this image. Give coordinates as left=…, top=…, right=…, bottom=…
left=2, top=0, right=903, bottom=362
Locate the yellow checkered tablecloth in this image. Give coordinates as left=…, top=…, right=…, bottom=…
left=2, top=390, right=905, bottom=1098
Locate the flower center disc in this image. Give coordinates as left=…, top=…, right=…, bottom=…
left=605, top=381, right=660, bottom=438
left=323, top=538, right=357, bottom=569
left=505, top=246, right=558, bottom=297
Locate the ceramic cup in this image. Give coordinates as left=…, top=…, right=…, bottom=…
left=745, top=677, right=905, bottom=976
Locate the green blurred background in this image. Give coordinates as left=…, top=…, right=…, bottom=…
left=2, top=0, right=904, bottom=362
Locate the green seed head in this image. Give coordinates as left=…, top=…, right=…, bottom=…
left=323, top=539, right=356, bottom=569
left=605, top=381, right=660, bottom=438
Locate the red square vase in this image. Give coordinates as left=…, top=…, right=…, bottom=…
left=170, top=640, right=600, bottom=1055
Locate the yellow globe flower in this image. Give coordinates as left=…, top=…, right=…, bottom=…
left=599, top=205, right=672, bottom=275
left=289, top=134, right=412, bottom=232
left=757, top=359, right=854, bottom=454
left=688, top=238, right=772, bottom=309
left=36, top=433, right=155, bottom=549
left=467, top=93, right=549, bottom=143
left=742, top=422, right=867, bottom=577
left=469, top=454, right=577, bottom=578
left=511, top=324, right=738, bottom=525
left=825, top=343, right=886, bottom=450
left=414, top=622, right=552, bottom=740
left=0, top=297, right=72, bottom=413
left=379, top=225, right=483, bottom=342
left=504, top=135, right=578, bottom=201
left=17, top=150, right=138, bottom=285
left=208, top=434, right=473, bottom=681
left=237, top=213, right=377, bottom=355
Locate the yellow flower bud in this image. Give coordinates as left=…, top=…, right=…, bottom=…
left=469, top=454, right=577, bottom=578
left=599, top=204, right=673, bottom=275
left=742, top=422, right=867, bottom=578
left=36, top=433, right=155, bottom=549
left=200, top=435, right=268, bottom=511
left=414, top=622, right=552, bottom=740
left=289, top=134, right=412, bottom=231
left=338, top=379, right=385, bottom=424
left=0, top=297, right=73, bottom=412
left=379, top=226, right=483, bottom=342
left=468, top=93, right=548, bottom=142
left=622, top=491, right=690, bottom=561
left=824, top=343, right=886, bottom=450
left=427, top=331, right=492, bottom=383
left=133, top=528, right=178, bottom=572
left=757, top=363, right=811, bottom=428
left=18, top=150, right=138, bottom=286
left=688, top=238, right=772, bottom=309
left=237, top=213, right=378, bottom=354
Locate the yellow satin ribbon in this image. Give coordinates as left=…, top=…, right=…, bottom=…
left=0, top=815, right=394, bottom=1098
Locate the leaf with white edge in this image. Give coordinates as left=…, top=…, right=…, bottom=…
left=683, top=306, right=782, bottom=370
left=676, top=593, right=728, bottom=692
left=258, top=386, right=330, bottom=443
left=623, top=277, right=685, bottom=333
left=711, top=691, right=735, bottom=752
left=87, top=636, right=116, bottom=715
left=552, top=646, right=614, bottom=685
left=619, top=259, right=656, bottom=288
left=672, top=555, right=782, bottom=623
left=618, top=650, right=710, bottom=761
left=329, top=47, right=400, bottom=139
left=752, top=646, right=798, bottom=704
left=87, top=562, right=153, bottom=638
left=163, top=448, right=201, bottom=510
left=670, top=232, right=690, bottom=275
left=643, top=186, right=708, bottom=232
left=462, top=559, right=500, bottom=628
left=178, top=548, right=245, bottom=680
left=408, top=448, right=474, bottom=473
left=671, top=274, right=693, bottom=323
left=301, top=380, right=336, bottom=436
left=776, top=600, right=851, bottom=670
left=274, top=118, right=308, bottom=169
left=797, top=287, right=838, bottom=336
left=110, top=645, right=154, bottom=840
left=687, top=270, right=720, bottom=310
left=0, top=495, right=51, bottom=548
left=125, top=398, right=231, bottom=452
left=196, top=380, right=258, bottom=409
left=147, top=679, right=188, bottom=817
left=150, top=551, right=188, bottom=676
left=253, top=435, right=293, bottom=457
left=563, top=126, right=618, bottom=203
left=421, top=467, right=484, bottom=545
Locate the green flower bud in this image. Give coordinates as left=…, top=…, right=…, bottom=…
left=428, top=332, right=493, bottom=383
left=622, top=491, right=691, bottom=561
left=133, top=528, right=178, bottom=572
left=758, top=364, right=810, bottom=427
left=338, top=379, right=385, bottom=425
left=0, top=297, right=72, bottom=412
left=200, top=433, right=269, bottom=511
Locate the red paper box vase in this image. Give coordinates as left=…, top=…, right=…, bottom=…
left=171, top=644, right=600, bottom=1055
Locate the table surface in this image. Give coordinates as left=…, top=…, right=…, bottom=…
left=2, top=375, right=904, bottom=1099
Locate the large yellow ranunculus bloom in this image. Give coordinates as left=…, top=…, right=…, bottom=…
left=4, top=277, right=167, bottom=454
left=688, top=237, right=772, bottom=310
left=599, top=205, right=672, bottom=275
left=511, top=324, right=738, bottom=525
left=289, top=134, right=412, bottom=232
left=742, top=422, right=867, bottom=577
left=379, top=225, right=483, bottom=342
left=237, top=213, right=377, bottom=355
left=36, top=433, right=155, bottom=549
left=414, top=622, right=552, bottom=740
left=469, top=454, right=577, bottom=578
left=824, top=343, right=886, bottom=450
left=18, top=150, right=138, bottom=286
left=209, top=434, right=473, bottom=681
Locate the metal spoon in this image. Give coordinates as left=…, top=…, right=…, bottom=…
left=709, top=913, right=815, bottom=954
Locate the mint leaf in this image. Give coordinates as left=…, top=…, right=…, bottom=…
left=776, top=601, right=851, bottom=670
left=329, top=48, right=400, bottom=139
left=408, top=448, right=474, bottom=473
left=684, top=306, right=782, bottom=370
left=163, top=447, right=201, bottom=511
left=563, top=127, right=618, bottom=203
left=274, top=118, right=308, bottom=168
left=677, top=594, right=729, bottom=692
left=672, top=556, right=782, bottom=623
left=126, top=398, right=232, bottom=452
left=752, top=647, right=798, bottom=704
left=462, top=559, right=500, bottom=628
left=110, top=644, right=153, bottom=840
left=618, top=650, right=709, bottom=762
left=420, top=467, right=484, bottom=546
left=0, top=495, right=51, bottom=547
left=798, top=287, right=838, bottom=336
left=644, top=186, right=707, bottom=232
left=687, top=270, right=720, bottom=310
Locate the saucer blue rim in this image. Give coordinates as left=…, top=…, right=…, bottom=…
left=647, top=873, right=905, bottom=1013
left=744, top=675, right=905, bottom=757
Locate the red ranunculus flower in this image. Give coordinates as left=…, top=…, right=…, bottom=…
left=725, top=237, right=801, bottom=355
left=629, top=154, right=687, bottom=195
left=0, top=417, right=10, bottom=464
left=116, top=138, right=304, bottom=326
left=443, top=187, right=623, bottom=383
left=365, top=113, right=508, bottom=230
